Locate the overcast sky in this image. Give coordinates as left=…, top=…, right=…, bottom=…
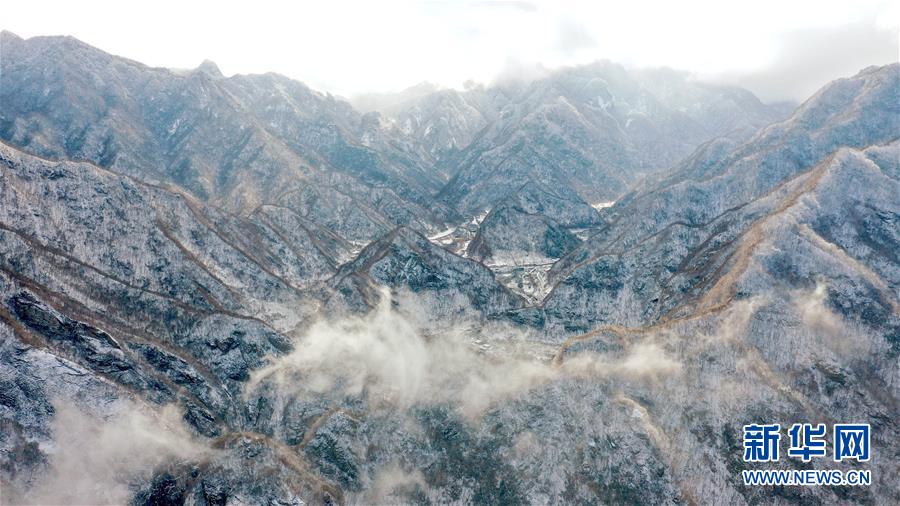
left=3, top=0, right=897, bottom=102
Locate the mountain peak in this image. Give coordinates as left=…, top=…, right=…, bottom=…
left=195, top=59, right=223, bottom=78
left=0, top=30, right=22, bottom=42
left=2, top=28, right=900, bottom=506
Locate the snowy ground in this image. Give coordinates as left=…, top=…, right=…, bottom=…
left=591, top=201, right=615, bottom=211
left=489, top=262, right=556, bottom=303
left=427, top=209, right=490, bottom=256
left=426, top=210, right=567, bottom=303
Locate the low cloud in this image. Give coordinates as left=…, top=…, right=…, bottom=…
left=353, top=462, right=428, bottom=504
left=793, top=280, right=872, bottom=357
left=11, top=401, right=210, bottom=505
left=247, top=289, right=682, bottom=419
left=711, top=17, right=898, bottom=102
left=796, top=281, right=846, bottom=336
left=555, top=19, right=598, bottom=54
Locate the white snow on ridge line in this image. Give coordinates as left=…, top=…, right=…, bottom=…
left=591, top=201, right=615, bottom=211
left=428, top=228, right=455, bottom=241
left=472, top=209, right=490, bottom=225
left=489, top=261, right=556, bottom=303
left=484, top=252, right=556, bottom=269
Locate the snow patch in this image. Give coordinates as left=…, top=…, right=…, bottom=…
left=428, top=228, right=455, bottom=241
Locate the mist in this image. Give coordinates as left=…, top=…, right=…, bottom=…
left=8, top=401, right=210, bottom=505
left=710, top=16, right=899, bottom=102
left=4, top=1, right=894, bottom=101
left=3, top=279, right=884, bottom=503
left=247, top=288, right=683, bottom=420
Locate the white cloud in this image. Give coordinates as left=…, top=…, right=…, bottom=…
left=246, top=288, right=682, bottom=420
left=10, top=401, right=210, bottom=505
left=2, top=0, right=896, bottom=100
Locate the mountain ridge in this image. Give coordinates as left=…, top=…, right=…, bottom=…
left=1, top=32, right=898, bottom=505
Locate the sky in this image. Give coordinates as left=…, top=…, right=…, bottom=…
left=2, top=0, right=898, bottom=102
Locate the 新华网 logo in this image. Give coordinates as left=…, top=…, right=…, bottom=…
left=740, top=423, right=872, bottom=487
left=742, top=423, right=870, bottom=463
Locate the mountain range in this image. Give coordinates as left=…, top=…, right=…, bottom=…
left=1, top=31, right=898, bottom=505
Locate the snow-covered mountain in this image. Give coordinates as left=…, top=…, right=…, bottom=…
left=1, top=32, right=898, bottom=505
left=382, top=62, right=793, bottom=217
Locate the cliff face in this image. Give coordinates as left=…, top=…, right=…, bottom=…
left=1, top=32, right=898, bottom=505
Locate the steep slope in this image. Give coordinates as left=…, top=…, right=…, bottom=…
left=600, top=63, right=899, bottom=247
left=544, top=64, right=900, bottom=333
left=0, top=31, right=451, bottom=236
left=0, top=140, right=357, bottom=502
left=467, top=200, right=582, bottom=266
left=1, top=36, right=898, bottom=504
left=633, top=67, right=797, bottom=136
left=327, top=226, right=525, bottom=318
left=0, top=142, right=331, bottom=313
left=465, top=189, right=586, bottom=303
left=0, top=139, right=529, bottom=504
left=568, top=141, right=900, bottom=492
left=381, top=85, right=506, bottom=172
left=428, top=61, right=791, bottom=217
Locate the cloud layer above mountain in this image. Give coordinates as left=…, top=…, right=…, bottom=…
left=3, top=0, right=896, bottom=101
